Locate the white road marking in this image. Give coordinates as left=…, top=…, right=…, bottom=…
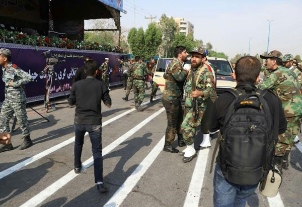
left=183, top=148, right=210, bottom=207
left=295, top=142, right=302, bottom=154
left=0, top=98, right=161, bottom=180
left=267, top=192, right=285, bottom=207
left=20, top=107, right=165, bottom=207
left=103, top=136, right=165, bottom=207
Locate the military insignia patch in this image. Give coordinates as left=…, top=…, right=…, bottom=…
left=12, top=64, right=18, bottom=69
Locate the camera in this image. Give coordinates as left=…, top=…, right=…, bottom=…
left=42, top=50, right=59, bottom=66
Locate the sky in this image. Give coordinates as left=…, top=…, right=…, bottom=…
left=86, top=0, right=302, bottom=60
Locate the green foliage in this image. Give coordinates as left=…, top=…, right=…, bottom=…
left=230, top=54, right=243, bottom=64
left=172, top=32, right=196, bottom=54
left=209, top=50, right=228, bottom=59
left=159, top=14, right=178, bottom=57
left=206, top=42, right=213, bottom=51
left=128, top=24, right=162, bottom=60
left=144, top=23, right=162, bottom=60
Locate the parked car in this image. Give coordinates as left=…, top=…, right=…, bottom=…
left=153, top=57, right=236, bottom=95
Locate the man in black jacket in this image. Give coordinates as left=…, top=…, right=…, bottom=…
left=209, top=56, right=287, bottom=207
left=69, top=60, right=112, bottom=194
left=73, top=56, right=93, bottom=83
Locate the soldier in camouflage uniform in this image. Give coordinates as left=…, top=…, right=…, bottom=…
left=150, top=58, right=159, bottom=102
left=162, top=46, right=189, bottom=153
left=258, top=50, right=302, bottom=172
left=117, top=58, right=131, bottom=90
left=100, top=58, right=110, bottom=90
left=122, top=59, right=135, bottom=101
left=131, top=56, right=151, bottom=111
left=282, top=54, right=302, bottom=89
left=180, top=48, right=215, bottom=163
left=0, top=48, right=33, bottom=152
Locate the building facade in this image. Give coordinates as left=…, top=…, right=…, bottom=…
left=173, top=17, right=194, bottom=36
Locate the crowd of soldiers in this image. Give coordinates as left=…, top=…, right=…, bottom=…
left=1, top=45, right=302, bottom=176
left=118, top=56, right=158, bottom=111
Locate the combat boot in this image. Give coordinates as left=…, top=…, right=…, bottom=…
left=163, top=142, right=179, bottom=153
left=19, top=135, right=33, bottom=150
left=178, top=135, right=186, bottom=147
left=122, top=95, right=128, bottom=101
left=150, top=95, right=154, bottom=103
left=0, top=143, right=14, bottom=153
left=282, top=151, right=290, bottom=170
left=137, top=101, right=143, bottom=112
left=274, top=156, right=283, bottom=174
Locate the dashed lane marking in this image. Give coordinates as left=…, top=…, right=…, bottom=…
left=183, top=148, right=210, bottom=207
left=103, top=136, right=165, bottom=207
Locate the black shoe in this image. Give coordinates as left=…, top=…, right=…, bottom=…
left=122, top=96, right=128, bottom=101
left=182, top=153, right=197, bottom=163
left=274, top=156, right=283, bottom=175
left=19, top=135, right=33, bottom=150
left=137, top=105, right=143, bottom=112
left=163, top=144, right=179, bottom=153
left=74, top=166, right=82, bottom=174
left=282, top=151, right=290, bottom=170
left=0, top=143, right=14, bottom=153
left=150, top=96, right=154, bottom=103
left=178, top=140, right=186, bottom=147
left=97, top=183, right=108, bottom=193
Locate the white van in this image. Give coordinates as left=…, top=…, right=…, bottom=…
left=153, top=57, right=236, bottom=95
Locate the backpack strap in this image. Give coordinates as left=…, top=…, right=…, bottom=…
left=210, top=131, right=221, bottom=174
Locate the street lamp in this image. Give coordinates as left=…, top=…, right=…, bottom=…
left=266, top=20, right=273, bottom=54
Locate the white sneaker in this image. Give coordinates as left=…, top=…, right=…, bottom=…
left=200, top=134, right=211, bottom=148
left=294, top=136, right=300, bottom=144
left=179, top=146, right=188, bottom=156
left=183, top=144, right=197, bottom=163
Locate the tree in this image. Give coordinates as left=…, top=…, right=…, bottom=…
left=294, top=55, right=301, bottom=62
left=144, top=23, right=162, bottom=60
left=206, top=42, right=213, bottom=51
left=128, top=28, right=139, bottom=56
left=230, top=54, right=243, bottom=64
left=136, top=28, right=145, bottom=58
left=209, top=50, right=228, bottom=59
left=172, top=32, right=196, bottom=53
left=158, top=14, right=178, bottom=57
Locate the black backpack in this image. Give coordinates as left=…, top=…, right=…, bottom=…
left=219, top=86, right=275, bottom=185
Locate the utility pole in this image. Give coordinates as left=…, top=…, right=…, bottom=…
left=248, top=38, right=252, bottom=55
left=266, top=20, right=273, bottom=54
left=145, top=16, right=157, bottom=23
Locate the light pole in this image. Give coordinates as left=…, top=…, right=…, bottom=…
left=248, top=38, right=252, bottom=55
left=266, top=20, right=273, bottom=54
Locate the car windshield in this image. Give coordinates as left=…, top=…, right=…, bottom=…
left=208, top=59, right=233, bottom=76
left=156, top=58, right=173, bottom=72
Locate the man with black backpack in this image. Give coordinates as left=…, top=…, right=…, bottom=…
left=209, top=56, right=287, bottom=207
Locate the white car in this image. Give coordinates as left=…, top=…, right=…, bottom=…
left=153, top=57, right=236, bottom=95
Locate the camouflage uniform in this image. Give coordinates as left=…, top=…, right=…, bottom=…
left=181, top=64, right=215, bottom=145
left=150, top=64, right=159, bottom=101
left=1, top=63, right=32, bottom=137
left=100, top=62, right=109, bottom=89
left=258, top=66, right=302, bottom=156
left=162, top=58, right=188, bottom=146
left=131, top=62, right=150, bottom=109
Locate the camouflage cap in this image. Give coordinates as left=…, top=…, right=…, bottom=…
left=260, top=50, right=283, bottom=60
left=282, top=54, right=294, bottom=62
left=0, top=48, right=11, bottom=57
left=189, top=47, right=206, bottom=56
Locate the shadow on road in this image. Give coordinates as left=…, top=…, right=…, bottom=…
left=0, top=160, right=54, bottom=206
left=42, top=133, right=153, bottom=207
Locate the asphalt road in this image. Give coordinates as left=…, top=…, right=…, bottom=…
left=0, top=86, right=302, bottom=207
